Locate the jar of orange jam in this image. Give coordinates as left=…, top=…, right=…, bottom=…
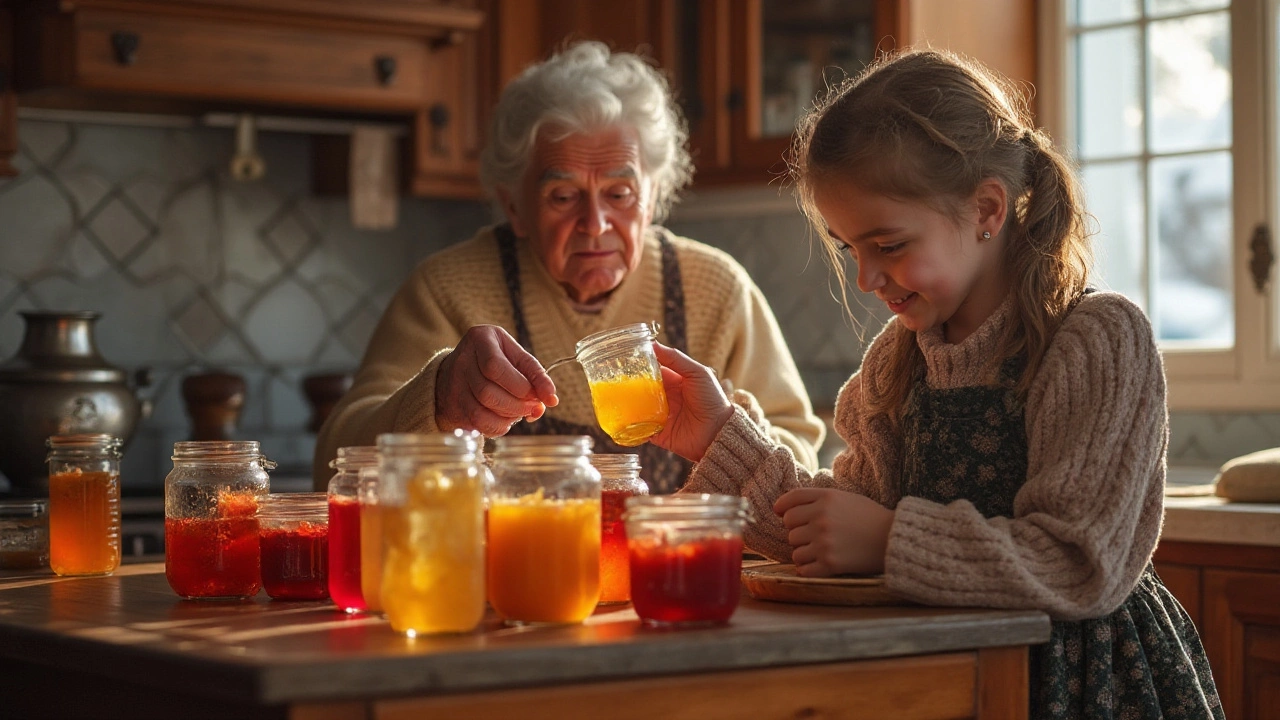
left=356, top=465, right=384, bottom=613
left=590, top=453, right=647, bottom=604
left=574, top=322, right=668, bottom=447
left=46, top=434, right=122, bottom=577
left=487, top=436, right=600, bottom=625
left=378, top=430, right=487, bottom=636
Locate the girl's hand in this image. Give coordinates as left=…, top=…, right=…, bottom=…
left=647, top=342, right=734, bottom=462
left=773, top=488, right=894, bottom=577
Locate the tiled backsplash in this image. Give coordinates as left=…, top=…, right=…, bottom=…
left=2, top=119, right=1277, bottom=491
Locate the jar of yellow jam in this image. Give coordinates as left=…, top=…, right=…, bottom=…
left=487, top=436, right=601, bottom=625
left=573, top=322, right=668, bottom=446
left=377, top=430, right=487, bottom=637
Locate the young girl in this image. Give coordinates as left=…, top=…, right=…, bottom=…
left=649, top=49, right=1223, bottom=719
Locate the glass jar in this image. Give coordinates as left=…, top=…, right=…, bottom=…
left=46, top=434, right=122, bottom=576
left=0, top=499, right=49, bottom=570
left=378, top=430, right=487, bottom=636
left=327, top=446, right=376, bottom=613
left=591, top=453, right=648, bottom=604
left=259, top=493, right=329, bottom=601
left=164, top=440, right=273, bottom=599
left=357, top=465, right=384, bottom=613
left=624, top=494, right=751, bottom=626
left=575, top=322, right=668, bottom=447
left=487, top=435, right=601, bottom=625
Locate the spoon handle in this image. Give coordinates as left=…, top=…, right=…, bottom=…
left=543, top=356, right=577, bottom=373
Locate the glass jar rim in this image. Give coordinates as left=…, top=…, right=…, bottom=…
left=574, top=321, right=659, bottom=363
left=47, top=434, right=122, bottom=450
left=0, top=498, right=47, bottom=516
left=259, top=492, right=329, bottom=521
left=377, top=430, right=480, bottom=459
left=623, top=493, right=751, bottom=521
left=173, top=440, right=264, bottom=460
left=589, top=452, right=640, bottom=471
left=490, top=435, right=594, bottom=456
left=330, top=445, right=379, bottom=470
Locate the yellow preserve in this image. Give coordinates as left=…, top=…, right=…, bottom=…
left=589, top=374, right=668, bottom=446
left=359, top=502, right=384, bottom=612
left=487, top=496, right=600, bottom=624
left=381, top=467, right=485, bottom=635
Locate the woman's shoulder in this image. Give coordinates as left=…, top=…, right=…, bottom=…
left=659, top=227, right=753, bottom=287
left=417, top=226, right=504, bottom=282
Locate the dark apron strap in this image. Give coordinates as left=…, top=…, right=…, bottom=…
left=495, top=225, right=693, bottom=493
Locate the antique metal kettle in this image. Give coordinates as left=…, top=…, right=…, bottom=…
left=0, top=311, right=151, bottom=496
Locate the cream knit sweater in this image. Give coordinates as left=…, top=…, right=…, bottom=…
left=686, top=292, right=1168, bottom=621
left=313, top=225, right=825, bottom=484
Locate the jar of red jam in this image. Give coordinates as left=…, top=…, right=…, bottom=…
left=327, top=446, right=376, bottom=613
left=623, top=494, right=750, bottom=627
left=590, top=453, right=647, bottom=604
left=164, top=441, right=273, bottom=599
left=259, top=493, right=329, bottom=601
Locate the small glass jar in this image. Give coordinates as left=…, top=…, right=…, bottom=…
left=357, top=465, right=384, bottom=613
left=0, top=499, right=49, bottom=570
left=327, top=446, right=376, bottom=613
left=46, top=434, right=122, bottom=576
left=378, top=430, right=487, bottom=636
left=624, top=494, right=750, bottom=627
left=575, top=322, right=668, bottom=447
left=487, top=435, right=601, bottom=625
left=591, top=453, right=648, bottom=604
left=259, top=493, right=329, bottom=601
left=164, top=440, right=273, bottom=599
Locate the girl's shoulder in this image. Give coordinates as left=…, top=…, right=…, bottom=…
left=1059, top=290, right=1155, bottom=342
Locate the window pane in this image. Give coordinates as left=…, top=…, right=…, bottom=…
left=1076, top=0, right=1139, bottom=26
left=1147, top=0, right=1230, bottom=17
left=1150, top=152, right=1234, bottom=345
left=1083, top=161, right=1147, bottom=309
left=1150, top=12, right=1231, bottom=153
left=1078, top=28, right=1143, bottom=159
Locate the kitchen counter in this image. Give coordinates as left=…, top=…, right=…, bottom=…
left=0, top=563, right=1050, bottom=720
left=1162, top=465, right=1280, bottom=548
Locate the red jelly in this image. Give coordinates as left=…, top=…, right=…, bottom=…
left=260, top=522, right=329, bottom=600
left=327, top=495, right=364, bottom=612
left=599, top=489, right=635, bottom=603
left=629, top=534, right=744, bottom=625
left=166, top=516, right=261, bottom=599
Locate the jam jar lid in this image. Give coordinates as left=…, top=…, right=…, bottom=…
left=623, top=493, right=752, bottom=523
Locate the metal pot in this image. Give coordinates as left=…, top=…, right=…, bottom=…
left=0, top=311, right=151, bottom=496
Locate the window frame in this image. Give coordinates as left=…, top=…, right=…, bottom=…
left=1039, top=0, right=1280, bottom=410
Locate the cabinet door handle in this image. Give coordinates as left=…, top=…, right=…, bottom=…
left=1250, top=223, right=1275, bottom=293
left=374, top=56, right=397, bottom=86
left=111, top=31, right=140, bottom=66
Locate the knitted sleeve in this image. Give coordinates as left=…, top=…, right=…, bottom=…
left=683, top=319, right=906, bottom=561
left=885, top=293, right=1167, bottom=620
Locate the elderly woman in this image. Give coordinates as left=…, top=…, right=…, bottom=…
left=313, top=41, right=823, bottom=493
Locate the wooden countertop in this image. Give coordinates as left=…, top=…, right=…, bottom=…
left=0, top=563, right=1050, bottom=708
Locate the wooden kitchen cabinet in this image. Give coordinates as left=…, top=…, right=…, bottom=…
left=1153, top=540, right=1280, bottom=720
left=1, top=0, right=484, bottom=196
left=514, top=0, right=1036, bottom=188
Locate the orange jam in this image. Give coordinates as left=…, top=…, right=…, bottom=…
left=487, top=495, right=600, bottom=624
left=48, top=469, right=120, bottom=576
left=359, top=502, right=384, bottom=613
left=589, top=374, right=669, bottom=446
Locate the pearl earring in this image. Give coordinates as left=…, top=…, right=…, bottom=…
left=982, top=231, right=991, bottom=239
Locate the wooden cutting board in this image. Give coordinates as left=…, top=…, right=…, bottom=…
left=741, top=563, right=904, bottom=606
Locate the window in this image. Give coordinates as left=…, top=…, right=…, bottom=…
left=1042, top=0, right=1280, bottom=409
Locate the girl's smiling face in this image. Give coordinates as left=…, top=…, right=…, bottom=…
left=814, top=179, right=1009, bottom=343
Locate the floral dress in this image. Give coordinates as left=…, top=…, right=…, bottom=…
left=900, top=357, right=1224, bottom=719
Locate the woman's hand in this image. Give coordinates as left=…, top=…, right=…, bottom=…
left=435, top=325, right=559, bottom=436
left=773, top=488, right=894, bottom=577
left=647, top=343, right=734, bottom=462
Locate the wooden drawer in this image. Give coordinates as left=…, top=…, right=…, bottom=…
left=55, top=9, right=427, bottom=111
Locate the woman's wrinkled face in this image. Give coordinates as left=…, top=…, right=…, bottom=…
left=502, top=125, right=654, bottom=304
